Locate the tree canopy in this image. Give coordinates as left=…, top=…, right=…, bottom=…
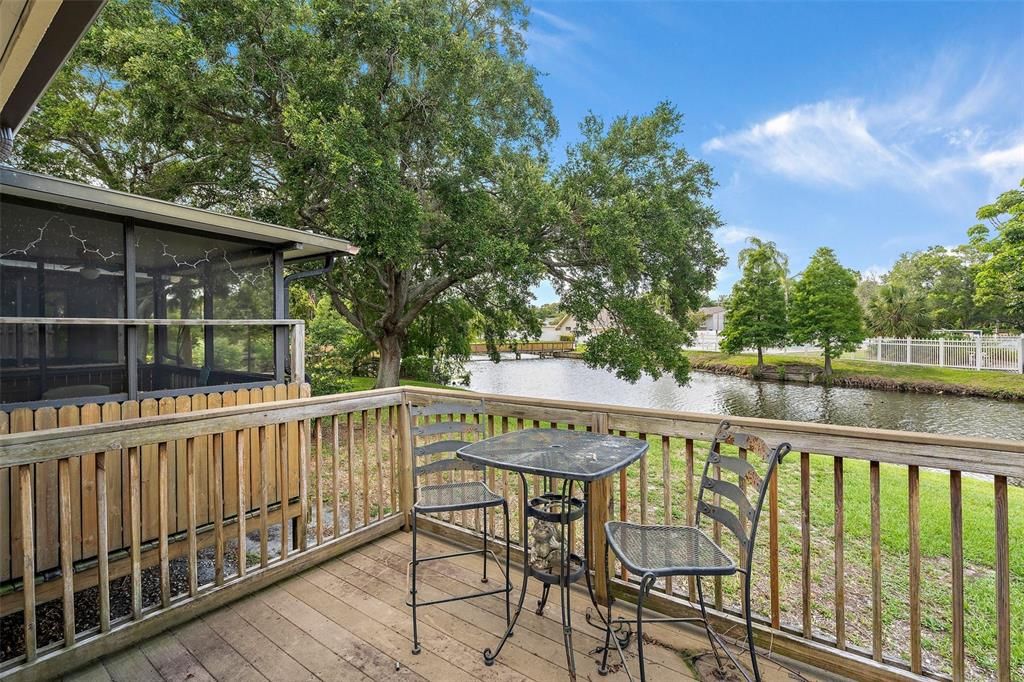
left=15, top=0, right=724, bottom=387
left=969, top=178, right=1024, bottom=329
left=789, top=247, right=864, bottom=375
left=720, top=238, right=788, bottom=368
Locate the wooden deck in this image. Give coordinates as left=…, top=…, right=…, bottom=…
left=63, top=531, right=825, bottom=682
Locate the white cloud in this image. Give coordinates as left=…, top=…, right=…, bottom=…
left=702, top=51, right=1024, bottom=193
left=717, top=225, right=760, bottom=245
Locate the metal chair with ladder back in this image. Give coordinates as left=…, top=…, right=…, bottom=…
left=405, top=399, right=512, bottom=655
left=598, top=419, right=791, bottom=681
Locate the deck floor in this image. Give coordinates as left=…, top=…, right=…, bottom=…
left=65, top=531, right=825, bottom=682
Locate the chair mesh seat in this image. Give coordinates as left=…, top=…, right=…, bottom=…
left=605, top=522, right=736, bottom=577
left=415, top=481, right=504, bottom=512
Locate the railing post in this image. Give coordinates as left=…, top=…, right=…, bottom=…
left=876, top=338, right=881, bottom=362
left=939, top=337, right=946, bottom=368
left=1018, top=335, right=1023, bottom=374
left=588, top=411, right=612, bottom=605
left=397, top=398, right=414, bottom=531
left=976, top=335, right=983, bottom=370
left=290, top=321, right=305, bottom=384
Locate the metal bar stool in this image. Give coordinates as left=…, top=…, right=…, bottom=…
left=406, top=399, right=512, bottom=655
left=599, top=420, right=791, bottom=681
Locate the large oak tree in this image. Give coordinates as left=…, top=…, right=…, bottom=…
left=15, top=0, right=724, bottom=386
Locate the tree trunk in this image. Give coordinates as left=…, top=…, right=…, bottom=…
left=756, top=346, right=764, bottom=371
left=823, top=345, right=832, bottom=376
left=376, top=333, right=404, bottom=388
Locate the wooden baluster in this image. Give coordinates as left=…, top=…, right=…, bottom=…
left=376, top=408, right=384, bottom=523
left=236, top=431, right=247, bottom=578
left=158, top=441, right=170, bottom=607
left=316, top=418, right=324, bottom=544
left=129, top=447, right=142, bottom=620
left=362, top=410, right=370, bottom=527
left=738, top=446, right=748, bottom=617
left=995, top=475, right=1010, bottom=682
left=96, top=453, right=110, bottom=632
left=299, top=418, right=309, bottom=551
left=333, top=413, right=342, bottom=536
left=347, top=415, right=356, bottom=532
left=485, top=414, right=496, bottom=538
left=187, top=437, right=198, bottom=596
left=769, top=452, right=780, bottom=628
left=389, top=407, right=398, bottom=516
left=834, top=456, right=845, bottom=649
left=278, top=424, right=289, bottom=560
left=713, top=451, right=722, bottom=610
left=213, top=433, right=225, bottom=585
left=661, top=435, right=673, bottom=595
left=908, top=465, right=921, bottom=673
left=259, top=426, right=269, bottom=568
left=639, top=433, right=648, bottom=526
left=619, top=446, right=628, bottom=582
left=685, top=438, right=695, bottom=599
left=460, top=414, right=468, bottom=529
left=870, top=460, right=882, bottom=661
left=950, top=470, right=964, bottom=682
left=397, top=404, right=414, bottom=531
left=19, top=465, right=36, bottom=661
left=800, top=451, right=811, bottom=638
left=59, top=457, right=74, bottom=646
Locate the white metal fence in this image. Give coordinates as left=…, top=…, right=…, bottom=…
left=687, top=332, right=1024, bottom=373
left=854, top=336, right=1024, bottom=373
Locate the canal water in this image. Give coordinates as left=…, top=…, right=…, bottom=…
left=466, top=357, right=1024, bottom=440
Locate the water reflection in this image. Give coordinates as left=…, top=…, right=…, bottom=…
left=466, top=358, right=1024, bottom=440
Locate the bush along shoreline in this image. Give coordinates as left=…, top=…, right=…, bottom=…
left=685, top=352, right=1024, bottom=401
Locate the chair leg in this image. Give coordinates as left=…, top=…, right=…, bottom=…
left=599, top=539, right=614, bottom=675
left=503, top=500, right=512, bottom=628
left=636, top=574, right=656, bottom=682
left=695, top=575, right=724, bottom=669
left=410, top=511, right=421, bottom=655
left=745, top=569, right=761, bottom=682
left=482, top=505, right=489, bottom=583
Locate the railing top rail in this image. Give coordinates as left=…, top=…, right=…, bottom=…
left=0, top=386, right=403, bottom=467
left=404, top=386, right=1024, bottom=477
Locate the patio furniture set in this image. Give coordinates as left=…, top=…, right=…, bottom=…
left=405, top=400, right=791, bottom=682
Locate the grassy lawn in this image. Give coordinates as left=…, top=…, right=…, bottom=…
left=344, top=377, right=456, bottom=392
left=685, top=351, right=1024, bottom=400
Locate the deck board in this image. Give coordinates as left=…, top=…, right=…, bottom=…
left=66, top=530, right=821, bottom=681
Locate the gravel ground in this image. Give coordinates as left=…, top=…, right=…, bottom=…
left=0, top=511, right=345, bottom=663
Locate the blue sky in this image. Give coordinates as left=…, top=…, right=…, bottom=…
left=525, top=1, right=1024, bottom=303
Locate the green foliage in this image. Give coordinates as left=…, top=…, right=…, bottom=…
left=969, top=178, right=1024, bottom=329
left=720, top=238, right=788, bottom=365
left=885, top=245, right=985, bottom=331
left=17, top=0, right=724, bottom=389
left=865, top=284, right=932, bottom=337
left=304, top=296, right=368, bottom=395
left=555, top=104, right=725, bottom=384
left=402, top=297, right=474, bottom=386
left=789, top=247, right=865, bottom=374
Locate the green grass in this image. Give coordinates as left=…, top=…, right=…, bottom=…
left=344, top=377, right=456, bottom=392
left=685, top=351, right=1024, bottom=400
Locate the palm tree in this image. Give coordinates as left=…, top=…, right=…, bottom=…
left=867, top=285, right=931, bottom=337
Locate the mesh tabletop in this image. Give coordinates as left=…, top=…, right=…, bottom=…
left=605, top=522, right=736, bottom=577
left=457, top=428, right=648, bottom=481
left=416, top=481, right=504, bottom=512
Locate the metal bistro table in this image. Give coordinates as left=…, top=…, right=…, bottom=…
left=457, top=428, right=648, bottom=680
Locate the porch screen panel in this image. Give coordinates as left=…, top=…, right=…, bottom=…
left=1, top=199, right=126, bottom=403
left=134, top=224, right=275, bottom=391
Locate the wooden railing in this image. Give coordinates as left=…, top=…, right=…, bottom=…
left=403, top=387, right=1023, bottom=682
left=1, top=385, right=1019, bottom=681
left=0, top=387, right=406, bottom=681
